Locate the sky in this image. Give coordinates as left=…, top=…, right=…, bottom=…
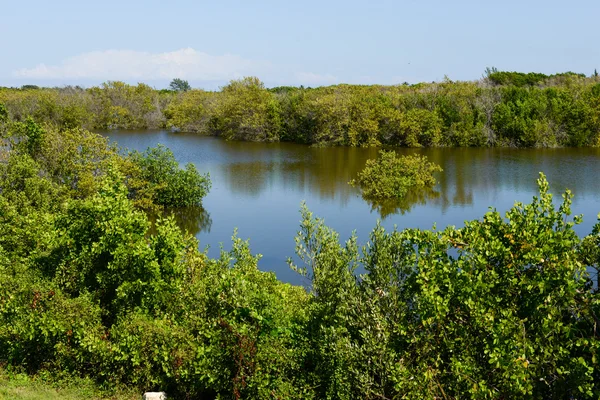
left=2, top=0, right=599, bottom=89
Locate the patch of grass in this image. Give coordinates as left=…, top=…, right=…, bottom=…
left=0, top=368, right=139, bottom=400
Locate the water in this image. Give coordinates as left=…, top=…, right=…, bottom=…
left=103, top=130, right=600, bottom=284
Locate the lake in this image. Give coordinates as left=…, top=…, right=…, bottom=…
left=104, top=130, right=600, bottom=284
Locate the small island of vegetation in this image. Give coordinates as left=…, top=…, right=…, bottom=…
left=349, top=150, right=442, bottom=199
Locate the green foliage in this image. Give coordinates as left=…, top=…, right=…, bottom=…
left=296, top=85, right=385, bottom=147
left=1, top=122, right=115, bottom=201
left=488, top=71, right=550, bottom=87
left=366, top=186, right=441, bottom=219
left=492, top=87, right=548, bottom=146
left=0, top=114, right=599, bottom=399
left=580, top=213, right=600, bottom=290
left=275, top=87, right=314, bottom=143
left=0, top=367, right=139, bottom=400
left=169, top=78, right=191, bottom=92
left=350, top=150, right=443, bottom=199
left=487, top=70, right=586, bottom=87
left=42, top=176, right=187, bottom=320
left=20, top=117, right=45, bottom=156
left=211, top=77, right=282, bottom=142
left=432, top=81, right=488, bottom=146
left=0, top=116, right=298, bottom=399
left=492, top=86, right=600, bottom=147
left=127, top=144, right=211, bottom=208
left=89, top=81, right=165, bottom=129
left=0, top=103, right=7, bottom=123
left=1, top=73, right=600, bottom=148
left=293, top=174, right=599, bottom=399
left=163, top=89, right=215, bottom=133
left=395, top=108, right=443, bottom=147
left=0, top=153, right=61, bottom=213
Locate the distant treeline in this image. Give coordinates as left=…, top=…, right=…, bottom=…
left=2, top=70, right=600, bottom=147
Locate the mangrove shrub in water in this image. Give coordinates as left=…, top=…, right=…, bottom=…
left=127, top=144, right=211, bottom=208
left=349, top=150, right=443, bottom=199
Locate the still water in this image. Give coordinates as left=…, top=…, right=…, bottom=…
left=104, top=130, right=600, bottom=284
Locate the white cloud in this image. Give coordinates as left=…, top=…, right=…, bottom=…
left=11, top=48, right=351, bottom=88
left=13, top=48, right=271, bottom=81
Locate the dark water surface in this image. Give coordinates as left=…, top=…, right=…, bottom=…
left=104, top=130, right=600, bottom=284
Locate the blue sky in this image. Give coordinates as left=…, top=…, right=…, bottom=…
left=2, top=0, right=599, bottom=89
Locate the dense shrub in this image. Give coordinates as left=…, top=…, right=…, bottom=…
left=1, top=116, right=600, bottom=399
left=210, top=77, right=282, bottom=142
left=487, top=70, right=586, bottom=87
left=2, top=71, right=600, bottom=148
left=127, top=145, right=211, bottom=208
left=292, top=175, right=600, bottom=398
left=350, top=150, right=443, bottom=199
left=0, top=103, right=7, bottom=123
left=487, top=71, right=550, bottom=87
left=163, top=90, right=215, bottom=133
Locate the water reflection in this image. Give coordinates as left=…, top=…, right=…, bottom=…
left=102, top=131, right=600, bottom=207
left=218, top=146, right=380, bottom=203
left=215, top=146, right=469, bottom=215
left=366, top=187, right=443, bottom=219
left=419, top=147, right=600, bottom=203
left=222, top=162, right=276, bottom=197
left=148, top=206, right=212, bottom=237
left=102, top=130, right=600, bottom=284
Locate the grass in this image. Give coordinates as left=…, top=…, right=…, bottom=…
left=0, top=368, right=139, bottom=400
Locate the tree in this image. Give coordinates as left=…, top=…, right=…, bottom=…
left=483, top=66, right=498, bottom=78
left=0, top=104, right=7, bottom=123
left=349, top=151, right=442, bottom=199
left=211, top=77, right=282, bottom=141
left=127, top=145, right=211, bottom=207
left=169, top=78, right=191, bottom=92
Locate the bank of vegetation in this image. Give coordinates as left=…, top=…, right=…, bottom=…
left=1, top=112, right=600, bottom=398
left=1, top=70, right=600, bottom=148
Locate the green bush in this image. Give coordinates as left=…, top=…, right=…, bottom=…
left=395, top=108, right=443, bottom=147
left=488, top=71, right=549, bottom=87
left=1, top=72, right=600, bottom=148
left=0, top=103, right=7, bottom=123
left=1, top=114, right=600, bottom=399
left=128, top=144, right=211, bottom=208
left=350, top=150, right=443, bottom=199
left=163, top=90, right=215, bottom=133
left=293, top=174, right=599, bottom=398
left=211, top=77, right=282, bottom=142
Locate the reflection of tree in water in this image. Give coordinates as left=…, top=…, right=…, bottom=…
left=224, top=162, right=274, bottom=197
left=147, top=206, right=212, bottom=236
left=220, top=146, right=380, bottom=202
left=365, top=187, right=441, bottom=219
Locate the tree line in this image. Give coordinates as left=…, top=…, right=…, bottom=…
left=1, top=113, right=600, bottom=398
left=2, top=70, right=600, bottom=147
